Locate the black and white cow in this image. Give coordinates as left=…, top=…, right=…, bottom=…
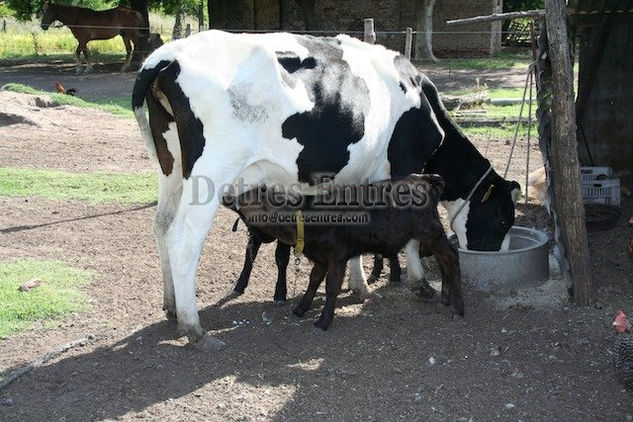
left=132, top=30, right=519, bottom=350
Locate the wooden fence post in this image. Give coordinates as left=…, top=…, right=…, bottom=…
left=364, top=18, right=376, bottom=44
left=544, top=0, right=593, bottom=305
left=404, top=27, right=413, bottom=59
left=2, top=20, right=6, bottom=33
left=185, top=24, right=191, bottom=37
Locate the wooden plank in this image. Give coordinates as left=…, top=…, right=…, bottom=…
left=446, top=10, right=544, bottom=26
left=545, top=0, right=593, bottom=306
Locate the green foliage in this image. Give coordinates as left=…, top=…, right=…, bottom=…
left=0, top=2, right=14, bottom=17
left=0, top=167, right=157, bottom=204
left=503, top=0, right=544, bottom=12
left=0, top=260, right=91, bottom=338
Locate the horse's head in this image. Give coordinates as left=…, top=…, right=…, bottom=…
left=40, top=1, right=55, bottom=31
left=451, top=178, right=521, bottom=251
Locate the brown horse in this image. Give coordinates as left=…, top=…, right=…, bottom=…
left=40, top=1, right=144, bottom=74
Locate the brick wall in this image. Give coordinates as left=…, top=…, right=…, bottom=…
left=280, top=0, right=500, bottom=56
left=212, top=0, right=501, bottom=57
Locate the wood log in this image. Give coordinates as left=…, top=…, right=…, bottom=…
left=544, top=0, right=593, bottom=305
left=446, top=10, right=545, bottom=26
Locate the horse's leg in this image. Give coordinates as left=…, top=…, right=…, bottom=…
left=121, top=35, right=132, bottom=72
left=82, top=42, right=93, bottom=74
left=74, top=43, right=83, bottom=74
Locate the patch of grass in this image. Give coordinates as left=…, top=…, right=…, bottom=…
left=0, top=167, right=157, bottom=204
left=0, top=260, right=92, bottom=339
left=440, top=51, right=532, bottom=70
left=0, top=30, right=128, bottom=57
left=2, top=83, right=133, bottom=118
left=462, top=122, right=536, bottom=140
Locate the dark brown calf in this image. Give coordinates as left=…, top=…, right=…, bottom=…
left=224, top=174, right=463, bottom=331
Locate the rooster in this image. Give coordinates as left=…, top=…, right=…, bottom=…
left=613, top=311, right=633, bottom=389
left=54, top=81, right=76, bottom=96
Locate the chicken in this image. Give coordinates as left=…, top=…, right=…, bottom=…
left=613, top=311, right=633, bottom=389
left=54, top=81, right=76, bottom=96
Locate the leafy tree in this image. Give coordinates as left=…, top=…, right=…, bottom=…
left=503, top=0, right=544, bottom=13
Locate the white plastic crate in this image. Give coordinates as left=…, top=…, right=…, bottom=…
left=580, top=166, right=620, bottom=206
left=580, top=166, right=612, bottom=182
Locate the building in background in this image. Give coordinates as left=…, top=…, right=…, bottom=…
left=210, top=0, right=503, bottom=57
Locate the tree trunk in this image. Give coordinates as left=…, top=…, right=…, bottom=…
left=414, top=0, right=438, bottom=62
left=197, top=0, right=205, bottom=32
left=295, top=0, right=316, bottom=30
left=130, top=0, right=149, bottom=66
left=173, top=5, right=183, bottom=39
left=544, top=0, right=593, bottom=305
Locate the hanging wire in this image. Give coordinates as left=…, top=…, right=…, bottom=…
left=525, top=66, right=535, bottom=204
left=504, top=61, right=537, bottom=180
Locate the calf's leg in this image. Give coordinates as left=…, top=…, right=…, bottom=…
left=293, top=262, right=327, bottom=317
left=314, top=258, right=346, bottom=331
left=273, top=241, right=290, bottom=304
left=427, top=235, right=464, bottom=316
left=233, top=230, right=263, bottom=296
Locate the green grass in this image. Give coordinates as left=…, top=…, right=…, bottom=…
left=0, top=260, right=92, bottom=339
left=0, top=167, right=157, bottom=204
left=439, top=51, right=533, bottom=70
left=0, top=29, right=129, bottom=57
left=2, top=83, right=133, bottom=118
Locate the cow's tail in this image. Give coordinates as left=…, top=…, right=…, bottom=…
left=132, top=60, right=172, bottom=163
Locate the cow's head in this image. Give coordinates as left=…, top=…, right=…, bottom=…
left=40, top=1, right=56, bottom=30
left=451, top=179, right=520, bottom=251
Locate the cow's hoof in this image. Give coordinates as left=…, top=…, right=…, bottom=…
left=416, top=279, right=436, bottom=301
left=273, top=299, right=286, bottom=307
left=194, top=333, right=225, bottom=352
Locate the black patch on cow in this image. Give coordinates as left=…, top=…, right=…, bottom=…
left=154, top=61, right=206, bottom=179
left=412, top=68, right=519, bottom=251
left=280, top=36, right=370, bottom=184
left=276, top=51, right=317, bottom=73
left=146, top=86, right=175, bottom=176
left=132, top=59, right=174, bottom=176
left=388, top=56, right=445, bottom=182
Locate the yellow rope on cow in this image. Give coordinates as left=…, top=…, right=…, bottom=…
left=295, top=210, right=305, bottom=254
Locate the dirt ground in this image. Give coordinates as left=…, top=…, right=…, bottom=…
left=0, top=60, right=632, bottom=422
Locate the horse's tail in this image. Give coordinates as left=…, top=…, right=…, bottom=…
left=132, top=59, right=172, bottom=165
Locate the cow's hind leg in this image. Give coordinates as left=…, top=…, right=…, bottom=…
left=347, top=256, right=373, bottom=300
left=154, top=172, right=182, bottom=320
left=167, top=177, right=232, bottom=351
left=405, top=239, right=435, bottom=299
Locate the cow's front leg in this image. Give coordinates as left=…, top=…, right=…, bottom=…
left=347, top=256, right=373, bottom=300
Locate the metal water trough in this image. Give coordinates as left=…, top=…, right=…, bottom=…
left=451, top=226, right=550, bottom=292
